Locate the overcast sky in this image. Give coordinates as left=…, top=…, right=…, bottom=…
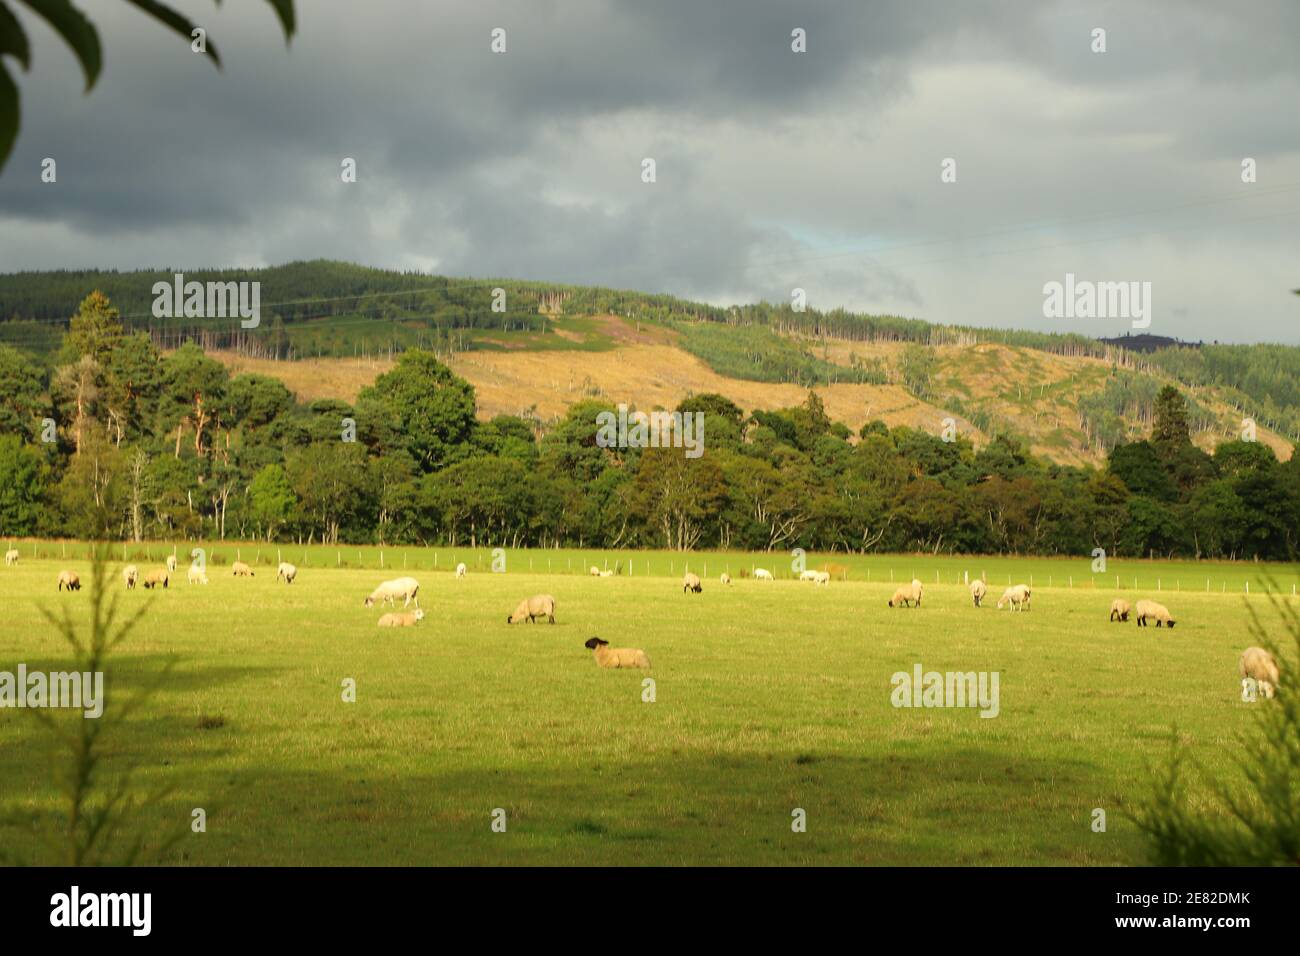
left=1, top=0, right=1297, bottom=343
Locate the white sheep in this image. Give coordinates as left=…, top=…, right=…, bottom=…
left=811, top=570, right=830, bottom=586
left=365, top=576, right=421, bottom=608
left=187, top=564, right=208, bottom=585
left=378, top=609, right=426, bottom=628
left=589, top=566, right=601, bottom=576
left=508, top=594, right=556, bottom=624
left=1109, top=598, right=1131, bottom=622
left=585, top=637, right=650, bottom=669
left=276, top=562, right=298, bottom=584
left=165, top=554, right=177, bottom=573
left=455, top=562, right=467, bottom=579
left=1135, top=599, right=1175, bottom=628
left=997, top=584, right=1031, bottom=611
left=57, top=569, right=81, bottom=592
left=720, top=572, right=732, bottom=586
left=753, top=568, right=773, bottom=581
left=598, top=569, right=615, bottom=578
left=889, top=579, right=923, bottom=608
left=683, top=571, right=702, bottom=594
left=1240, top=646, right=1280, bottom=699
left=142, top=568, right=169, bottom=589
left=798, top=569, right=819, bottom=582
left=969, top=579, right=987, bottom=607
left=4, top=548, right=18, bottom=566
left=231, top=561, right=255, bottom=577
left=122, top=565, right=138, bottom=589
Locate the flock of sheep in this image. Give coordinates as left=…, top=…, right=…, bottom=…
left=14, top=546, right=1285, bottom=692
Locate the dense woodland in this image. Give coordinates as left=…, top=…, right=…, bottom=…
left=1, top=291, right=1298, bottom=560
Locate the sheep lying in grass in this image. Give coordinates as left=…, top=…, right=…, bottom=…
left=996, top=584, right=1031, bottom=611
left=232, top=561, right=254, bottom=577
left=584, top=637, right=650, bottom=669
left=969, top=579, right=987, bottom=607
left=753, top=568, right=773, bottom=581
left=683, top=572, right=702, bottom=594
left=57, top=570, right=80, bottom=592
left=597, top=568, right=615, bottom=578
left=720, top=572, right=731, bottom=585
left=1109, top=598, right=1131, bottom=622
left=508, top=594, right=556, bottom=624
left=188, top=564, right=208, bottom=585
left=589, top=566, right=601, bottom=577
left=166, top=554, right=177, bottom=573
left=378, top=609, right=426, bottom=628
left=122, top=565, right=138, bottom=589
left=1135, top=599, right=1175, bottom=628
left=365, top=576, right=421, bottom=608
left=1240, top=646, right=1280, bottom=699
left=4, top=548, right=18, bottom=566
left=889, top=579, right=923, bottom=608
left=276, top=562, right=298, bottom=584
left=455, top=562, right=467, bottom=579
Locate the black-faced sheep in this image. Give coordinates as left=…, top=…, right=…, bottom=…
left=683, top=572, right=702, bottom=594
left=1109, top=598, right=1131, bottom=622
left=232, top=561, right=254, bottom=577
left=889, top=579, right=923, bottom=608
left=122, top=565, right=138, bottom=589
left=1135, top=599, right=1175, bottom=628
left=142, top=568, right=169, bottom=589
left=508, top=594, right=556, bottom=624
left=276, top=562, right=298, bottom=584
left=57, top=569, right=81, bottom=591
left=1240, top=646, right=1280, bottom=699
left=584, top=637, right=650, bottom=669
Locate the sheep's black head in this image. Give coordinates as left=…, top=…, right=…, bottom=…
left=1167, top=620, right=1176, bottom=629
left=585, top=637, right=608, bottom=649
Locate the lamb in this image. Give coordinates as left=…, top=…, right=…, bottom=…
left=165, top=554, right=177, bottom=573
left=122, top=565, right=138, bottom=589
left=889, top=579, right=923, bottom=608
left=720, top=572, right=731, bottom=586
left=142, top=568, right=169, bottom=589
left=753, top=568, right=773, bottom=581
left=1135, top=599, right=1175, bottom=628
left=683, top=572, right=702, bottom=594
left=811, top=571, right=830, bottom=586
left=969, top=579, right=987, bottom=607
left=507, top=594, right=556, bottom=624
left=4, top=548, right=18, bottom=566
left=187, top=564, right=208, bottom=585
left=1240, top=647, right=1280, bottom=699
left=57, top=569, right=81, bottom=591
left=364, top=576, right=421, bottom=608
left=1109, top=598, right=1131, bottom=622
left=378, top=609, right=426, bottom=628
left=455, top=562, right=467, bottom=579
left=996, top=584, right=1031, bottom=611
left=231, top=561, right=254, bottom=577
left=276, top=562, right=298, bottom=584
left=585, top=637, right=650, bottom=669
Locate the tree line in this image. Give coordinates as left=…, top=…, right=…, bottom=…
left=0, top=292, right=1297, bottom=560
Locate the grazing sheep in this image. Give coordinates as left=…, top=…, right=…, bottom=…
left=996, top=584, right=1031, bottom=611
left=364, top=576, right=421, bottom=608
left=585, top=637, right=650, bottom=669
left=753, top=568, right=773, bottom=581
left=165, top=554, right=177, bottom=573
left=378, top=609, right=426, bottom=628
left=1240, top=646, right=1280, bottom=699
left=889, top=579, right=923, bottom=608
left=1109, top=598, right=1131, bottom=623
left=811, top=570, right=830, bottom=586
left=1135, top=599, right=1175, bottom=628
left=57, top=570, right=81, bottom=592
left=507, top=594, right=556, bottom=624
left=122, top=565, right=138, bottom=589
left=232, top=561, right=254, bottom=577
left=187, top=564, right=208, bottom=585
left=683, top=572, right=702, bottom=594
left=970, top=579, right=987, bottom=607
left=4, top=548, right=18, bottom=566
left=142, top=568, right=169, bottom=589
left=720, top=572, right=732, bottom=586
left=276, top=562, right=298, bottom=584
left=455, top=562, right=467, bottom=579
left=798, top=569, right=819, bottom=582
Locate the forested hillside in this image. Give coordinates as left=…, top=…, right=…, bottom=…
left=1, top=291, right=1298, bottom=560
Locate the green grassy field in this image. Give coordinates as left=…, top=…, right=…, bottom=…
left=0, top=547, right=1295, bottom=866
